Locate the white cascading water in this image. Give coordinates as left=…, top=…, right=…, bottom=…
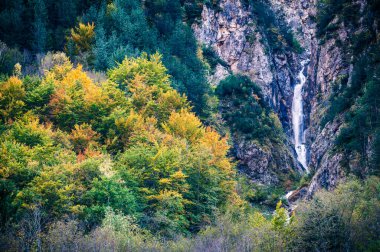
left=292, top=59, right=309, bottom=172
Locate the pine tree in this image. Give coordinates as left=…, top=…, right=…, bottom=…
left=32, top=0, right=48, bottom=53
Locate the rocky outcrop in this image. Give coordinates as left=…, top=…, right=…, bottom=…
left=235, top=139, right=297, bottom=185
left=193, top=0, right=371, bottom=196
left=274, top=0, right=375, bottom=197
left=285, top=185, right=308, bottom=211
left=193, top=0, right=299, bottom=133
left=307, top=117, right=345, bottom=196
left=304, top=14, right=351, bottom=196
left=193, top=0, right=301, bottom=186
left=272, top=0, right=351, bottom=195
left=206, top=64, right=230, bottom=87
left=269, top=0, right=316, bottom=50
left=193, top=0, right=273, bottom=92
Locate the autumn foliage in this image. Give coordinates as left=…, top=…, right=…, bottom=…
left=0, top=53, right=236, bottom=239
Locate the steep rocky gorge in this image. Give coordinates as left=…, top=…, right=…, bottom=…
left=192, top=0, right=358, bottom=198
left=270, top=0, right=350, bottom=197
left=193, top=0, right=301, bottom=186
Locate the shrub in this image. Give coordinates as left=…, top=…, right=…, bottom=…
left=216, top=75, right=284, bottom=143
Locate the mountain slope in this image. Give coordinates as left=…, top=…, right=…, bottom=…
left=192, top=0, right=380, bottom=200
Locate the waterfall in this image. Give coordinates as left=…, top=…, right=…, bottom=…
left=292, top=59, right=309, bottom=172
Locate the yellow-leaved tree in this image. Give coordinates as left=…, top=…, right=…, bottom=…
left=0, top=76, right=25, bottom=123
left=108, top=53, right=237, bottom=236
left=66, top=22, right=95, bottom=54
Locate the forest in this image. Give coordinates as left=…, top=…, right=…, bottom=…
left=0, top=0, right=379, bottom=251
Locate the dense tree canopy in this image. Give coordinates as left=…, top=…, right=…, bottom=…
left=0, top=53, right=237, bottom=241
left=0, top=0, right=211, bottom=116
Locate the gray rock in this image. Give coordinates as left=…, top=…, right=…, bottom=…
left=207, top=64, right=230, bottom=86
left=235, top=138, right=297, bottom=186
left=193, top=0, right=372, bottom=198
left=193, top=0, right=301, bottom=186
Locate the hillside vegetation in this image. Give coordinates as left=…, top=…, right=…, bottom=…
left=0, top=0, right=379, bottom=251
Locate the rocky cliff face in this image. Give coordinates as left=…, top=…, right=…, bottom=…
left=193, top=0, right=273, bottom=95
left=266, top=0, right=339, bottom=196
left=193, top=0, right=357, bottom=194
left=305, top=27, right=349, bottom=196
left=234, top=138, right=297, bottom=185
left=273, top=0, right=351, bottom=195
left=268, top=0, right=316, bottom=49
left=193, top=0, right=302, bottom=186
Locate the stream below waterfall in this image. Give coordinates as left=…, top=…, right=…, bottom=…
left=292, top=59, right=309, bottom=172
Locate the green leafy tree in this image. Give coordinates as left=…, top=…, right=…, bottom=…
left=290, top=177, right=380, bottom=251
left=82, top=176, right=138, bottom=228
